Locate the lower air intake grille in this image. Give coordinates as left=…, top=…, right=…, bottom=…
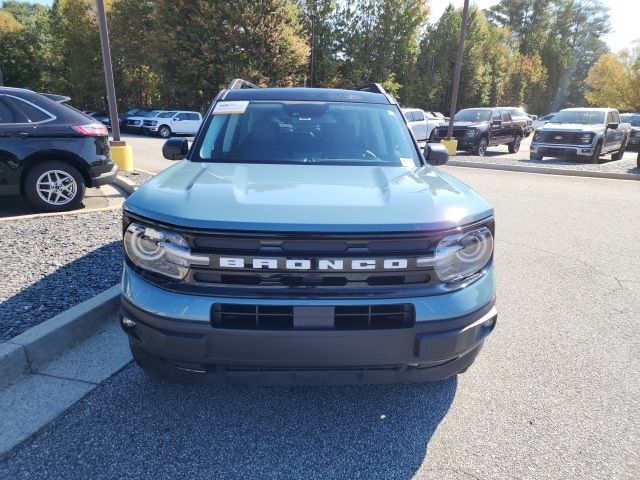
left=211, top=303, right=415, bottom=330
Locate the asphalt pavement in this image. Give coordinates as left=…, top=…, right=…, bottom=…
left=1, top=168, right=638, bottom=479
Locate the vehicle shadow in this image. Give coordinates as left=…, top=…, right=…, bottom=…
left=84, top=368, right=457, bottom=479
left=0, top=241, right=122, bottom=340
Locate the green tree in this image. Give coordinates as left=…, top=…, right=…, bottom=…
left=0, top=2, right=53, bottom=90
left=108, top=0, right=160, bottom=109
left=49, top=0, right=105, bottom=108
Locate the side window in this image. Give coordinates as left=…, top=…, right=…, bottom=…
left=492, top=110, right=501, bottom=121
left=0, top=97, right=19, bottom=124
left=414, top=110, right=425, bottom=121
left=405, top=111, right=415, bottom=122
left=175, top=113, right=188, bottom=121
left=606, top=112, right=614, bottom=124
left=187, top=113, right=200, bottom=121
left=501, top=111, right=511, bottom=122
left=11, top=97, right=52, bottom=123
left=611, top=111, right=620, bottom=123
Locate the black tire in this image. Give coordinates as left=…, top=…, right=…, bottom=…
left=23, top=160, right=86, bottom=212
left=158, top=125, right=171, bottom=138
left=474, top=137, right=488, bottom=156
left=611, top=143, right=626, bottom=161
left=530, top=153, right=543, bottom=161
left=589, top=141, right=602, bottom=164
left=508, top=134, right=522, bottom=153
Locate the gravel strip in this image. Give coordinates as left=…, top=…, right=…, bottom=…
left=118, top=170, right=155, bottom=186
left=0, top=210, right=122, bottom=341
left=454, top=145, right=639, bottom=175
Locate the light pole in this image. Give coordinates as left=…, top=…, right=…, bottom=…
left=96, top=0, right=132, bottom=170
left=444, top=0, right=470, bottom=153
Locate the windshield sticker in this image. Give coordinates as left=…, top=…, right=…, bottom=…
left=213, top=101, right=249, bottom=115
left=400, top=158, right=414, bottom=167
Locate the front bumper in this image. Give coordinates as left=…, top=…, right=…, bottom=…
left=89, top=163, right=118, bottom=187
left=120, top=264, right=497, bottom=384
left=530, top=143, right=594, bottom=157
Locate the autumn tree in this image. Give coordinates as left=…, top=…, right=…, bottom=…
left=586, top=51, right=640, bottom=111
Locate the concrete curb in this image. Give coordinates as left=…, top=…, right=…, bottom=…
left=0, top=184, right=124, bottom=223
left=113, top=175, right=138, bottom=195
left=446, top=160, right=640, bottom=181
left=0, top=284, right=121, bottom=390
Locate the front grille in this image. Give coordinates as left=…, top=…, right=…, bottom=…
left=437, top=128, right=468, bottom=139
left=536, top=131, right=587, bottom=144
left=126, top=120, right=140, bottom=125
left=211, top=303, right=414, bottom=330
left=184, top=231, right=441, bottom=294
left=125, top=215, right=494, bottom=297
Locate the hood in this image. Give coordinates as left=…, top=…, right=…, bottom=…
left=438, top=121, right=488, bottom=129
left=124, top=161, right=493, bottom=233
left=539, top=123, right=601, bottom=132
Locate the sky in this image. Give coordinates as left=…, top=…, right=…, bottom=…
left=10, top=0, right=640, bottom=53
left=430, top=0, right=639, bottom=53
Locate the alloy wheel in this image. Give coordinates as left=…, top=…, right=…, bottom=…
left=36, top=170, right=78, bottom=206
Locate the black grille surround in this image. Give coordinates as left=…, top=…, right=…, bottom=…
left=123, top=214, right=494, bottom=299
left=212, top=303, right=415, bottom=330
left=535, top=130, right=591, bottom=145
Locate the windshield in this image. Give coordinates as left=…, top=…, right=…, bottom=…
left=140, top=110, right=162, bottom=117
left=620, top=114, right=640, bottom=126
left=454, top=109, right=491, bottom=122
left=195, top=101, right=419, bottom=166
left=549, top=110, right=605, bottom=124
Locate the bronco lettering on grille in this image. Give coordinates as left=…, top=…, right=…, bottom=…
left=218, top=257, right=410, bottom=271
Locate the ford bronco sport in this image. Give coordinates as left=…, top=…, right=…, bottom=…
left=120, top=80, right=497, bottom=384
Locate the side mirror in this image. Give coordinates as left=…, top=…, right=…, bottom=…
left=424, top=143, right=449, bottom=166
left=162, top=138, right=188, bottom=160
left=607, top=122, right=619, bottom=130
left=492, top=119, right=502, bottom=126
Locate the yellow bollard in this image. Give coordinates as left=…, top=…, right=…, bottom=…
left=110, top=141, right=133, bottom=172
left=440, top=139, right=458, bottom=156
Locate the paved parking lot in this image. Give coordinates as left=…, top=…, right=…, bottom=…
left=1, top=168, right=637, bottom=479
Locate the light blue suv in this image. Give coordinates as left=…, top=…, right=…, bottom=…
left=119, top=81, right=497, bottom=384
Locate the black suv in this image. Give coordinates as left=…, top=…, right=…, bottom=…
left=0, top=87, right=117, bottom=211
left=432, top=107, right=525, bottom=156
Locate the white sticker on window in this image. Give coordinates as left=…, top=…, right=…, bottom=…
left=213, top=101, right=249, bottom=115
left=400, top=158, right=414, bottom=167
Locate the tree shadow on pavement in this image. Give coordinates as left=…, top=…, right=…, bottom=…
left=0, top=364, right=457, bottom=479
left=0, top=241, right=122, bottom=340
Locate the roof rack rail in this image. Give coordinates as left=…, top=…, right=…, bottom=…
left=227, top=79, right=260, bottom=90
left=354, top=83, right=387, bottom=94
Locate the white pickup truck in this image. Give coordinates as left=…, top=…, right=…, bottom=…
left=142, top=110, right=203, bottom=138
left=402, top=108, right=446, bottom=142
left=530, top=108, right=630, bottom=163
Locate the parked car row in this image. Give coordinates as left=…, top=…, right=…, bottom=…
left=84, top=107, right=203, bottom=138
left=422, top=104, right=632, bottom=163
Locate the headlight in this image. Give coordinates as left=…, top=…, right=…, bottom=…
left=149, top=121, right=157, bottom=126
left=418, top=226, right=493, bottom=283
left=533, top=132, right=540, bottom=142
left=464, top=129, right=477, bottom=138
left=580, top=133, right=594, bottom=144
left=631, top=130, right=640, bottom=138
left=123, top=222, right=209, bottom=280
left=433, top=129, right=441, bottom=137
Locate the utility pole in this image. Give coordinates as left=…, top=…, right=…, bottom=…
left=446, top=0, right=470, bottom=140
left=96, top=0, right=132, bottom=170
